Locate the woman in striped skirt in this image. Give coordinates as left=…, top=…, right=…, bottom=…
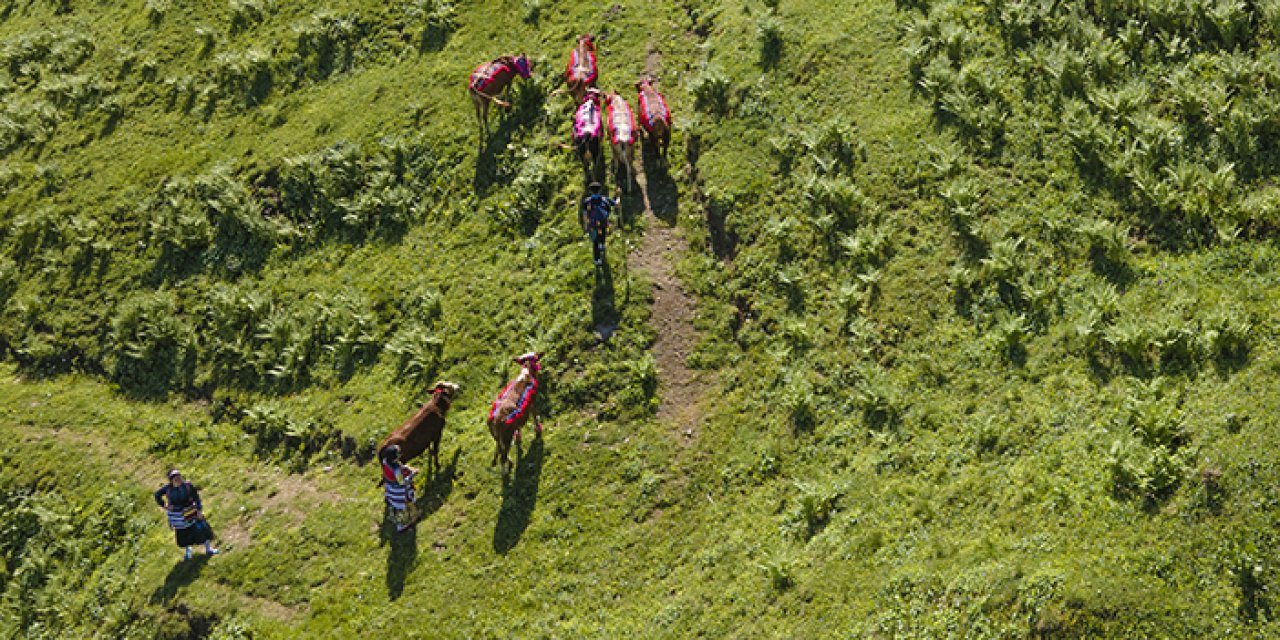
left=154, top=469, right=218, bottom=560
left=381, top=445, right=418, bottom=532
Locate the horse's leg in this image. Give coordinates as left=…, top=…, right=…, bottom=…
left=623, top=143, right=633, bottom=193
left=489, top=420, right=500, bottom=467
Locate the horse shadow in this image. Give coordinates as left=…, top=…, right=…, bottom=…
left=493, top=437, right=544, bottom=554
left=473, top=83, right=544, bottom=197
left=149, top=554, right=210, bottom=603
left=416, top=449, right=460, bottom=520
left=641, top=149, right=680, bottom=225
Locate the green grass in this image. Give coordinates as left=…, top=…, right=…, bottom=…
left=4, top=0, right=1280, bottom=637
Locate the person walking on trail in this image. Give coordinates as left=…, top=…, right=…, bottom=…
left=381, top=444, right=418, bottom=533
left=581, top=181, right=616, bottom=267
left=154, top=469, right=218, bottom=560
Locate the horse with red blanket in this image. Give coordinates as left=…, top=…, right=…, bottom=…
left=468, top=54, right=532, bottom=140
left=636, top=78, right=671, bottom=168
left=564, top=35, right=598, bottom=103
left=605, top=91, right=636, bottom=192
left=573, top=89, right=605, bottom=183
left=487, top=352, right=544, bottom=477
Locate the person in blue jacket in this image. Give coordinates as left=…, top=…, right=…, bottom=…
left=581, top=181, right=616, bottom=268
left=154, top=469, right=218, bottom=560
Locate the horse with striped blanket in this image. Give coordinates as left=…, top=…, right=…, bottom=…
left=606, top=91, right=636, bottom=192
left=564, top=35, right=598, bottom=103
left=468, top=54, right=532, bottom=140
left=487, top=352, right=544, bottom=476
left=573, top=89, right=605, bottom=183
left=636, top=77, right=671, bottom=168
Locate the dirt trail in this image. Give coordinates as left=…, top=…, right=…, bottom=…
left=626, top=46, right=709, bottom=441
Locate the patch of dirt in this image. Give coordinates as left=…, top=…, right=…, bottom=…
left=644, top=42, right=662, bottom=78
left=250, top=471, right=346, bottom=522
left=627, top=53, right=708, bottom=441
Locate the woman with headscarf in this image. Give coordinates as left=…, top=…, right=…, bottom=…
left=154, top=469, right=218, bottom=560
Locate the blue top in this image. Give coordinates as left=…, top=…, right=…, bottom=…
left=154, top=481, right=202, bottom=511
left=583, top=194, right=615, bottom=230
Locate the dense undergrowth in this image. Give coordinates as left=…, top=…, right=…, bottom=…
left=3, top=0, right=1280, bottom=637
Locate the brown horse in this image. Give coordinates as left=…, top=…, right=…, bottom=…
left=573, top=89, right=605, bottom=184
left=468, top=55, right=532, bottom=139
left=605, top=91, right=636, bottom=192
left=486, top=352, right=543, bottom=476
left=636, top=78, right=671, bottom=168
left=563, top=35, right=598, bottom=103
left=378, top=381, right=459, bottom=476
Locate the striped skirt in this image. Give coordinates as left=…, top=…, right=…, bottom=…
left=167, top=510, right=213, bottom=547
left=384, top=481, right=415, bottom=511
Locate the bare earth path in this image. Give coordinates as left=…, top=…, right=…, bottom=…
left=627, top=160, right=708, bottom=442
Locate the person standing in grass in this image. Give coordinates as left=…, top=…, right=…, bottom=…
left=381, top=444, right=418, bottom=533
left=154, top=469, right=218, bottom=560
left=581, top=181, right=616, bottom=268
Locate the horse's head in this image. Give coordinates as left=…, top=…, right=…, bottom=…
left=585, top=87, right=603, bottom=105
left=514, top=352, right=544, bottom=374
left=431, top=380, right=460, bottom=399
left=512, top=54, right=532, bottom=79
left=578, top=34, right=595, bottom=50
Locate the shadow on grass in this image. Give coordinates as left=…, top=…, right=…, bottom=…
left=493, top=436, right=544, bottom=554
left=380, top=513, right=418, bottom=601
left=417, top=449, right=460, bottom=521
left=149, top=554, right=210, bottom=603
left=641, top=146, right=680, bottom=226
left=473, top=83, right=544, bottom=197
left=593, top=252, right=619, bottom=342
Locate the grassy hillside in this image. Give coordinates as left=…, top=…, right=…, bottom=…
left=3, top=0, right=1280, bottom=637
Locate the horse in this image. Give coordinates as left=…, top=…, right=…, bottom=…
left=636, top=78, right=671, bottom=168
left=468, top=55, right=532, bottom=140
left=563, top=35, right=598, bottom=103
left=377, top=381, right=460, bottom=477
left=573, top=90, right=605, bottom=184
left=605, top=91, right=636, bottom=193
left=487, top=352, right=544, bottom=477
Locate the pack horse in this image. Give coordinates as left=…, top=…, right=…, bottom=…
left=487, top=352, right=544, bottom=476
left=468, top=54, right=533, bottom=140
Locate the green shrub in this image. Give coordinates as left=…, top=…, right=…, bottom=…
left=385, top=324, right=443, bottom=385
left=783, top=481, right=841, bottom=540
left=107, top=290, right=195, bottom=398
left=690, top=65, right=734, bottom=114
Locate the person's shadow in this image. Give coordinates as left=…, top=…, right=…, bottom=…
left=380, top=514, right=418, bottom=601
left=492, top=437, right=544, bottom=554
left=149, top=554, right=210, bottom=603
left=592, top=260, right=619, bottom=342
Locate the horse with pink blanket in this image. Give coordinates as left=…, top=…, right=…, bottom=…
left=573, top=89, right=605, bottom=183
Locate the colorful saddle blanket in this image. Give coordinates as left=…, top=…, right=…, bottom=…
left=489, top=377, right=538, bottom=426
left=607, top=96, right=635, bottom=145
left=574, top=99, right=603, bottom=140
left=637, top=89, right=670, bottom=131
left=469, top=60, right=509, bottom=93
left=566, top=47, right=598, bottom=85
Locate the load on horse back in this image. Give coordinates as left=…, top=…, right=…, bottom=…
left=636, top=77, right=671, bottom=168
left=573, top=89, right=605, bottom=183
left=468, top=54, right=532, bottom=139
left=487, top=352, right=544, bottom=477
left=564, top=34, right=598, bottom=103
left=605, top=91, right=636, bottom=192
